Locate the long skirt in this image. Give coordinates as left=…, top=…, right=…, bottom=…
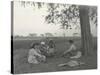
left=28, top=55, right=46, bottom=64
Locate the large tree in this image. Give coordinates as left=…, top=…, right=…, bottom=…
left=79, top=6, right=94, bottom=55
left=45, top=4, right=97, bottom=56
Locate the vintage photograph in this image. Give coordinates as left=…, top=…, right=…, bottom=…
left=11, top=1, right=97, bottom=74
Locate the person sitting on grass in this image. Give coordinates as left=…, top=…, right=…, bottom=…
left=28, top=43, right=46, bottom=64
left=62, top=40, right=82, bottom=59
left=47, top=39, right=56, bottom=56
left=40, top=41, right=49, bottom=56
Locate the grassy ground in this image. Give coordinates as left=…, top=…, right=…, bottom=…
left=13, top=37, right=97, bottom=74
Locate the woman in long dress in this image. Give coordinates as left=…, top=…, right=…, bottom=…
left=28, top=43, right=46, bottom=64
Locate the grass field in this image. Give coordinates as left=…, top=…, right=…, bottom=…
left=13, top=37, right=97, bottom=74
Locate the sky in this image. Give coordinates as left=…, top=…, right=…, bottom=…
left=13, top=1, right=97, bottom=37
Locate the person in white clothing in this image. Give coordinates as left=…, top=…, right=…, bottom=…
left=62, top=40, right=82, bottom=59
left=28, top=43, right=46, bottom=64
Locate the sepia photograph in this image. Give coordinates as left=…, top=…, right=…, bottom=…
left=11, top=1, right=97, bottom=74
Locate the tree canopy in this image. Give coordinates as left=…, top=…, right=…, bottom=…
left=19, top=1, right=97, bottom=30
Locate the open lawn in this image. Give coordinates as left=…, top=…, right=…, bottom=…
left=13, top=37, right=97, bottom=74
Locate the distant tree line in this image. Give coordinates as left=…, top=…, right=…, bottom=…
left=14, top=33, right=54, bottom=38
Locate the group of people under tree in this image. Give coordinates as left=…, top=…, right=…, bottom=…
left=28, top=38, right=82, bottom=66
left=28, top=38, right=56, bottom=64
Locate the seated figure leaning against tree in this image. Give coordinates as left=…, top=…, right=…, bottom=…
left=28, top=43, right=46, bottom=64
left=62, top=40, right=82, bottom=59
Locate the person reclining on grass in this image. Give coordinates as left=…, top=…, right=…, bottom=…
left=28, top=43, right=46, bottom=64
left=62, top=40, right=82, bottom=59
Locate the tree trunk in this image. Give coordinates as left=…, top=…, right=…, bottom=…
left=79, top=6, right=93, bottom=56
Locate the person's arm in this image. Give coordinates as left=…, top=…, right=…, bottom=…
left=63, top=48, right=72, bottom=54
left=63, top=46, right=73, bottom=55
left=33, top=50, right=42, bottom=57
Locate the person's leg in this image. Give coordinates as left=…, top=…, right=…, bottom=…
left=62, top=52, right=72, bottom=58
left=70, top=51, right=82, bottom=59
left=28, top=56, right=39, bottom=64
